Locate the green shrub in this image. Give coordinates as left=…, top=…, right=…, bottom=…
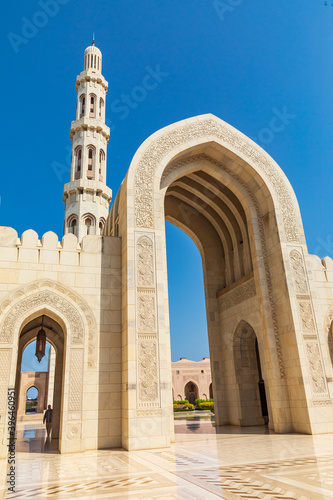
left=173, top=402, right=194, bottom=412
left=197, top=401, right=214, bottom=412
left=173, top=400, right=189, bottom=405
left=195, top=399, right=214, bottom=406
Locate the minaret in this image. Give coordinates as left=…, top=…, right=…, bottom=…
left=63, top=40, right=112, bottom=241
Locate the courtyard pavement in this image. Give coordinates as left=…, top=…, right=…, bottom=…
left=2, top=417, right=333, bottom=499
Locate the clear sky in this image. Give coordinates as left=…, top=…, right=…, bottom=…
left=1, top=0, right=333, bottom=363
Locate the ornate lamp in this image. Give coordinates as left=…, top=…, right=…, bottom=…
left=35, top=316, right=46, bottom=363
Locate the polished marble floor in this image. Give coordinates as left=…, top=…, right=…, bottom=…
left=2, top=417, right=333, bottom=499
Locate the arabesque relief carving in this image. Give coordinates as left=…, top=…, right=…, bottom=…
left=290, top=250, right=308, bottom=295
left=134, top=118, right=300, bottom=243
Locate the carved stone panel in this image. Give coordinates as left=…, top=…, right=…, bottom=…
left=0, top=349, right=11, bottom=421
left=305, top=341, right=328, bottom=395
left=68, top=349, right=84, bottom=412
left=134, top=118, right=300, bottom=243
left=138, top=340, right=159, bottom=405
left=138, top=293, right=156, bottom=333
left=137, top=236, right=154, bottom=287
left=218, top=278, right=256, bottom=313
left=290, top=250, right=308, bottom=295
left=298, top=300, right=316, bottom=334
left=0, top=290, right=84, bottom=344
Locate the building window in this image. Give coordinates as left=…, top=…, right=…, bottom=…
left=85, top=218, right=92, bottom=235
left=88, top=148, right=93, bottom=171
left=75, top=147, right=82, bottom=172
left=80, top=95, right=85, bottom=118
left=176, top=370, right=179, bottom=374
left=89, top=95, right=95, bottom=117
left=99, top=149, right=105, bottom=175
left=68, top=217, right=77, bottom=236
left=99, top=98, right=104, bottom=118
left=201, top=370, right=204, bottom=373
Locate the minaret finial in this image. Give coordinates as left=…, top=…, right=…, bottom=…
left=92, top=33, right=95, bottom=46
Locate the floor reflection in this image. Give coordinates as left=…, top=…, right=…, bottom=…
left=16, top=421, right=59, bottom=454
left=175, top=414, right=272, bottom=436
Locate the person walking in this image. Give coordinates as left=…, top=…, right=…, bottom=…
left=43, top=404, right=53, bottom=438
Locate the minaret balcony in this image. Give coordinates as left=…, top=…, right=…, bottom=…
left=70, top=117, right=110, bottom=141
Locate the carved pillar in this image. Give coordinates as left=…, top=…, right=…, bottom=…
left=290, top=249, right=332, bottom=408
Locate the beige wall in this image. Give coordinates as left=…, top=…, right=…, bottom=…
left=0, top=228, right=122, bottom=457
left=172, top=358, right=212, bottom=401
left=1, top=114, right=333, bottom=456
left=17, top=372, right=48, bottom=415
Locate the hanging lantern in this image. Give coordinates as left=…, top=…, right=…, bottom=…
left=35, top=321, right=46, bottom=363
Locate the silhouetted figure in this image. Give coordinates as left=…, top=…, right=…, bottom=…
left=43, top=405, right=53, bottom=438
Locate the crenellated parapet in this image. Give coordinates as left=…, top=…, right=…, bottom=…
left=0, top=226, right=119, bottom=266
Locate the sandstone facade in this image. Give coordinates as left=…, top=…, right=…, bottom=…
left=1, top=44, right=333, bottom=456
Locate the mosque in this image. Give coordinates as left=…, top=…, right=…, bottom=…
left=1, top=42, right=333, bottom=456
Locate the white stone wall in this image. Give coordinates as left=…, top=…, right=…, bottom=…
left=0, top=226, right=122, bottom=456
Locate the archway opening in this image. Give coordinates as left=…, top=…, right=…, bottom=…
left=15, top=315, right=64, bottom=453
left=162, top=153, right=273, bottom=432
left=185, top=381, right=199, bottom=405
left=25, top=387, right=38, bottom=414
left=233, top=321, right=269, bottom=426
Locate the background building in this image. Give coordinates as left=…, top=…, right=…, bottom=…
left=172, top=358, right=212, bottom=403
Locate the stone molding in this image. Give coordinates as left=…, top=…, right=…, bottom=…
left=289, top=249, right=329, bottom=400
left=68, top=349, right=84, bottom=412
left=218, top=278, right=256, bottom=313
left=133, top=117, right=300, bottom=243
left=135, top=235, right=160, bottom=408
left=0, top=349, right=11, bottom=423
left=0, top=280, right=97, bottom=369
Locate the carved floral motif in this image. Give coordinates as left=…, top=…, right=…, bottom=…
left=218, top=279, right=256, bottom=313
left=306, top=342, right=327, bottom=394
left=69, top=349, right=84, bottom=412
left=0, top=349, right=11, bottom=420
left=138, top=341, right=158, bottom=402
left=290, top=250, right=308, bottom=295
left=298, top=301, right=316, bottom=333
left=138, top=295, right=156, bottom=332
left=137, top=236, right=154, bottom=287
left=134, top=118, right=300, bottom=243
left=0, top=280, right=97, bottom=369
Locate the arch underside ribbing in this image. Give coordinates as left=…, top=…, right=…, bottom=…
left=165, top=165, right=253, bottom=290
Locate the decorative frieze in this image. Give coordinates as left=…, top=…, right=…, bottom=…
left=134, top=118, right=300, bottom=243
left=298, top=300, right=316, bottom=333
left=138, top=294, right=156, bottom=333
left=137, top=236, right=155, bottom=287
left=0, top=280, right=97, bottom=369
left=290, top=250, right=308, bottom=294
left=0, top=349, right=11, bottom=422
left=68, top=349, right=84, bottom=412
left=305, top=342, right=327, bottom=395
left=218, top=278, right=256, bottom=313
left=138, top=340, right=159, bottom=404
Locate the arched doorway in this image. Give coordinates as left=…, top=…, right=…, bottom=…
left=15, top=315, right=65, bottom=451
left=233, top=321, right=268, bottom=426
left=106, top=113, right=325, bottom=450
left=184, top=381, right=198, bottom=404
left=26, top=387, right=38, bottom=414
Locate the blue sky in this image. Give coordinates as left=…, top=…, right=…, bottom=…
left=1, top=0, right=333, bottom=363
